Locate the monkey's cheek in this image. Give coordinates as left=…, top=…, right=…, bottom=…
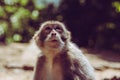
left=58, top=37, right=65, bottom=45
left=35, top=37, right=44, bottom=48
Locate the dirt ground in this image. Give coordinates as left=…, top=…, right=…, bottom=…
left=0, top=43, right=120, bottom=80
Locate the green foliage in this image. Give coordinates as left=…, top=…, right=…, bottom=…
left=5, top=5, right=18, bottom=13
left=0, top=0, right=42, bottom=43
left=33, top=0, right=46, bottom=10
left=0, top=21, right=8, bottom=35
left=31, top=10, right=39, bottom=20
left=13, top=34, right=22, bottom=42
left=20, top=0, right=29, bottom=6
left=112, top=1, right=120, bottom=13
left=0, top=6, right=7, bottom=18
left=11, top=7, right=31, bottom=29
left=4, top=0, right=19, bottom=5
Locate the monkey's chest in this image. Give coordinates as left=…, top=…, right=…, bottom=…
left=41, top=62, right=63, bottom=80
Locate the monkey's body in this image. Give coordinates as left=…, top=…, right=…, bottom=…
left=34, top=54, right=63, bottom=80
left=33, top=21, right=95, bottom=80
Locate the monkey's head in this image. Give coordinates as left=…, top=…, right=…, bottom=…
left=33, top=21, right=71, bottom=53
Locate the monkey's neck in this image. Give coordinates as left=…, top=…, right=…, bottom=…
left=42, top=45, right=67, bottom=57
left=42, top=46, right=68, bottom=64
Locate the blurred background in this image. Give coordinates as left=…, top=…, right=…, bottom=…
left=0, top=0, right=120, bottom=80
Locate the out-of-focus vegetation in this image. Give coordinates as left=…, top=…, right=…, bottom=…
left=0, top=0, right=57, bottom=43
left=0, top=0, right=120, bottom=52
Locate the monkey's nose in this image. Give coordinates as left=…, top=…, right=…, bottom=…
left=51, top=29, right=57, bottom=37
left=51, top=33, right=56, bottom=36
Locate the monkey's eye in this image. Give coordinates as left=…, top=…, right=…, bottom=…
left=55, top=26, right=63, bottom=33
left=44, top=27, right=52, bottom=34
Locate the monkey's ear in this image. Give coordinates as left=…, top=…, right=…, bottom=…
left=66, top=31, right=71, bottom=41
left=32, top=31, right=39, bottom=40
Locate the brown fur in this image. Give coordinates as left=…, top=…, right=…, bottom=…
left=33, top=21, right=95, bottom=80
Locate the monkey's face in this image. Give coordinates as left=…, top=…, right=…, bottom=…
left=34, top=21, right=71, bottom=50
left=42, top=24, right=65, bottom=48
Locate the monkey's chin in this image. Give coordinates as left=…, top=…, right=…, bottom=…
left=44, top=39, right=64, bottom=49
left=47, top=42, right=62, bottom=48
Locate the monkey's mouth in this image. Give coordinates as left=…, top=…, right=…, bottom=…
left=47, top=37, right=59, bottom=42
left=51, top=39, right=59, bottom=42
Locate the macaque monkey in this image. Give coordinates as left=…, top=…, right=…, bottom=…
left=33, top=21, right=95, bottom=80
